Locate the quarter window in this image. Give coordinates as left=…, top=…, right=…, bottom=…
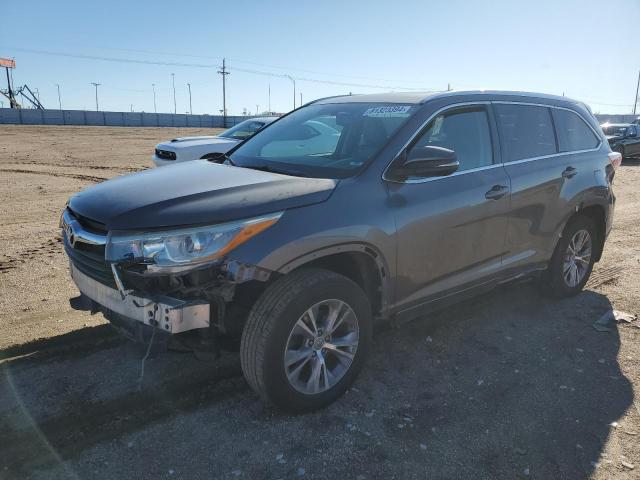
left=412, top=107, right=493, bottom=172
left=552, top=109, right=599, bottom=152
left=494, top=104, right=557, bottom=161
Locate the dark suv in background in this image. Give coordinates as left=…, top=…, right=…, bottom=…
left=62, top=91, right=619, bottom=411
left=602, top=123, right=640, bottom=160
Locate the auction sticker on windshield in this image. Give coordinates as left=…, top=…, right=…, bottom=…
left=363, top=105, right=413, bottom=117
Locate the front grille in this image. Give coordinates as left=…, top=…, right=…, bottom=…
left=155, top=148, right=176, bottom=160
left=63, top=222, right=115, bottom=289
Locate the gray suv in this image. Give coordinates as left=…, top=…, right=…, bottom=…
left=61, top=91, right=619, bottom=411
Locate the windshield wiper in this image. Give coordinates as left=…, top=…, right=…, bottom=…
left=245, top=164, right=306, bottom=177
left=205, top=152, right=236, bottom=165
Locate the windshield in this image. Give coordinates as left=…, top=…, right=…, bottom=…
left=229, top=103, right=418, bottom=178
left=602, top=125, right=628, bottom=136
left=219, top=119, right=268, bottom=140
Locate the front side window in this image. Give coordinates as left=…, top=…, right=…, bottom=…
left=219, top=120, right=267, bottom=140
left=411, top=106, right=493, bottom=171
left=552, top=109, right=599, bottom=152
left=230, top=103, right=418, bottom=178
left=494, top=104, right=557, bottom=162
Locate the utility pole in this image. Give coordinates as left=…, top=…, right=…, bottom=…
left=633, top=69, right=640, bottom=115
left=256, top=104, right=259, bottom=115
left=171, top=73, right=176, bottom=114
left=217, top=58, right=230, bottom=126
left=4, top=67, right=14, bottom=108
left=299, top=91, right=302, bottom=106
left=34, top=88, right=40, bottom=103
left=447, top=83, right=451, bottom=91
left=130, top=104, right=134, bottom=112
left=187, top=83, right=192, bottom=115
left=268, top=83, right=271, bottom=113
left=56, top=83, right=61, bottom=109
left=90, top=82, right=100, bottom=111
left=285, top=75, right=296, bottom=110
left=152, top=83, right=157, bottom=113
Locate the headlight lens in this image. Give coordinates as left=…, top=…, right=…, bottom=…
left=106, top=212, right=282, bottom=266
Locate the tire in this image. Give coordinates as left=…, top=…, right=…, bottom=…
left=240, top=268, right=372, bottom=412
left=541, top=215, right=597, bottom=297
left=614, top=145, right=625, bottom=161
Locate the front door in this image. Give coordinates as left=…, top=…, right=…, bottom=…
left=388, top=104, right=510, bottom=315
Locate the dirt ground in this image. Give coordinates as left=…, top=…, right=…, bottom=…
left=0, top=125, right=639, bottom=480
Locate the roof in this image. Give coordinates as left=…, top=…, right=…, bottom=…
left=313, top=90, right=582, bottom=105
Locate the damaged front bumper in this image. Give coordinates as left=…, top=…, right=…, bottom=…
left=71, top=262, right=210, bottom=333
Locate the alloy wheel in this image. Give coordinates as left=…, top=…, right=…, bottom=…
left=563, top=229, right=592, bottom=287
left=284, top=299, right=359, bottom=394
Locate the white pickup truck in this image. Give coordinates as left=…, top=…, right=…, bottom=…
left=152, top=117, right=277, bottom=167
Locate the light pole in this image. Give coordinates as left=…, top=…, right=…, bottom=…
left=171, top=73, right=176, bottom=114
left=56, top=83, right=61, bottom=109
left=633, top=69, right=640, bottom=115
left=130, top=104, right=134, bottom=112
left=90, top=82, right=100, bottom=111
left=299, top=91, right=302, bottom=107
left=268, top=83, right=271, bottom=113
left=152, top=83, right=157, bottom=113
left=285, top=75, right=296, bottom=110
left=187, top=83, right=192, bottom=115
left=256, top=104, right=259, bottom=115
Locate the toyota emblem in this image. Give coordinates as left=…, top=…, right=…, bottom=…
left=64, top=222, right=76, bottom=247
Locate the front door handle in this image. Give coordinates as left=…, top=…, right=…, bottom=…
left=562, top=166, right=578, bottom=179
left=485, top=184, right=509, bottom=200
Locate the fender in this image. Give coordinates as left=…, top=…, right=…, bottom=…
left=276, top=242, right=393, bottom=318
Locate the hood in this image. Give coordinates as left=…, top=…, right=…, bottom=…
left=69, top=161, right=337, bottom=230
left=158, top=137, right=239, bottom=150
left=170, top=135, right=220, bottom=142
left=606, top=135, right=623, bottom=143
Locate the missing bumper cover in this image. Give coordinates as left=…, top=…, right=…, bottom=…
left=71, top=263, right=210, bottom=334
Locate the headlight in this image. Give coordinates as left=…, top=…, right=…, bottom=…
left=105, top=212, right=282, bottom=267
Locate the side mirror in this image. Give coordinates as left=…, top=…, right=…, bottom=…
left=627, top=129, right=637, bottom=138
left=398, top=145, right=459, bottom=178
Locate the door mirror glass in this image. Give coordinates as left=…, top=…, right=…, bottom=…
left=399, top=146, right=459, bottom=178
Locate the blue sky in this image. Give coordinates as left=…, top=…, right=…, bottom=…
left=1, top=0, right=638, bottom=115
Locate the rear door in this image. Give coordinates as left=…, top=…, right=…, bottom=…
left=494, top=102, right=600, bottom=271
left=389, top=103, right=511, bottom=314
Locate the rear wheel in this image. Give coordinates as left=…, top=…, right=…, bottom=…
left=240, top=268, right=372, bottom=412
left=542, top=215, right=597, bottom=297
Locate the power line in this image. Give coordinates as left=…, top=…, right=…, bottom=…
left=72, top=45, right=433, bottom=85
left=2, top=47, right=439, bottom=91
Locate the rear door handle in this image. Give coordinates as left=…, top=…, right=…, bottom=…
left=562, top=166, right=577, bottom=179
left=485, top=184, right=509, bottom=200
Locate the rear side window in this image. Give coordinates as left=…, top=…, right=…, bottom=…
left=494, top=104, right=557, bottom=162
left=413, top=106, right=493, bottom=172
left=552, top=109, right=599, bottom=152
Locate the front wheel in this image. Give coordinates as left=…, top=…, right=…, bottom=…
left=542, top=215, right=597, bottom=297
left=240, top=268, right=372, bottom=412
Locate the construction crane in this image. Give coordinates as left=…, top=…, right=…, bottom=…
left=0, top=57, right=44, bottom=109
